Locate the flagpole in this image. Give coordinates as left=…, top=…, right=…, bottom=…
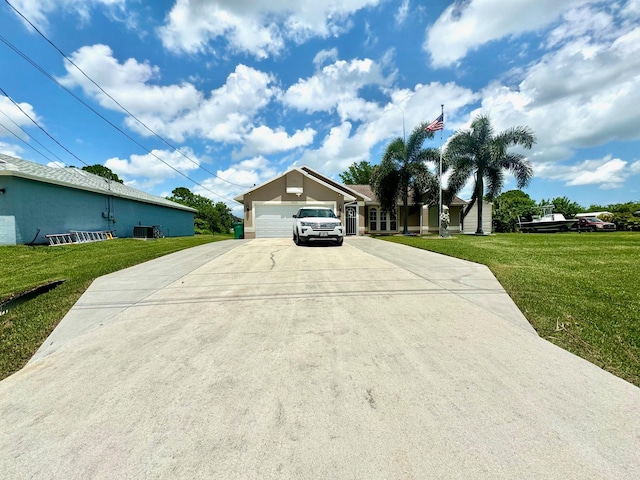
left=438, top=104, right=444, bottom=236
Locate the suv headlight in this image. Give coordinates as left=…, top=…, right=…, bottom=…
left=301, top=221, right=313, bottom=226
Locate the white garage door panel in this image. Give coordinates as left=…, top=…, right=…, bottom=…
left=255, top=205, right=301, bottom=238
left=255, top=203, right=333, bottom=238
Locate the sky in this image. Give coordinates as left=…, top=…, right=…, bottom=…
left=1, top=0, right=639, bottom=215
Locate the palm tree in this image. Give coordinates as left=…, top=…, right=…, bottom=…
left=371, top=122, right=441, bottom=235
left=445, top=115, right=535, bottom=235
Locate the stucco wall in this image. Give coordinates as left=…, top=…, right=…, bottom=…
left=0, top=177, right=194, bottom=245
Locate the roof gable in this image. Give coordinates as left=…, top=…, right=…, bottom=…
left=234, top=165, right=359, bottom=203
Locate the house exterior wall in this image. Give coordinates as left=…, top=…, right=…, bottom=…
left=0, top=177, right=194, bottom=245
left=462, top=201, right=493, bottom=234
left=242, top=174, right=346, bottom=239
left=421, top=205, right=464, bottom=234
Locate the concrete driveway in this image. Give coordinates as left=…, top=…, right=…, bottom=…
left=1, top=237, right=639, bottom=479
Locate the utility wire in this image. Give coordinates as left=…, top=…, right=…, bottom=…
left=4, top=0, right=250, bottom=190
left=0, top=108, right=70, bottom=165
left=0, top=86, right=91, bottom=167
left=0, top=38, right=237, bottom=203
left=0, top=122, right=60, bottom=164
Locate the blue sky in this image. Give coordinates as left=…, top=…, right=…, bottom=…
left=1, top=0, right=639, bottom=215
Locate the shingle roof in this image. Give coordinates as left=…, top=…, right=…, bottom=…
left=0, top=154, right=195, bottom=212
left=347, top=184, right=374, bottom=200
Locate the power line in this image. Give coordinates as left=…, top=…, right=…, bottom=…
left=0, top=86, right=91, bottom=167
left=4, top=0, right=250, bottom=190
left=0, top=108, right=71, bottom=165
left=0, top=122, right=59, bottom=164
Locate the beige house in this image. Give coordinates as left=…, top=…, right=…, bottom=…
left=234, top=165, right=481, bottom=239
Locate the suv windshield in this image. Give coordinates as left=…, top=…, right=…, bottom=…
left=298, top=209, right=336, bottom=218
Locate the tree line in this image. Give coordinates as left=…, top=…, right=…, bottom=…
left=167, top=187, right=237, bottom=235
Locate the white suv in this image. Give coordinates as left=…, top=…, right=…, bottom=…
left=292, top=207, right=344, bottom=246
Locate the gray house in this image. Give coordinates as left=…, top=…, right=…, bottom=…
left=0, top=154, right=195, bottom=245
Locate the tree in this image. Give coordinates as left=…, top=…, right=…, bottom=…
left=492, top=190, right=537, bottom=232
left=82, top=164, right=123, bottom=183
left=370, top=122, right=440, bottom=235
left=540, top=196, right=583, bottom=218
left=339, top=161, right=374, bottom=185
left=445, top=115, right=535, bottom=234
left=167, top=187, right=235, bottom=234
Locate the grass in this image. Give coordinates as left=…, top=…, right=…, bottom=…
left=379, top=232, right=640, bottom=387
left=0, top=235, right=231, bottom=380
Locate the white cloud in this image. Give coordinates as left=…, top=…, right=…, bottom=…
left=58, top=45, right=279, bottom=144
left=0, top=141, right=24, bottom=158
left=282, top=58, right=390, bottom=120
left=535, top=155, right=629, bottom=189
left=9, top=0, right=126, bottom=31
left=313, top=48, right=339, bottom=68
left=235, top=125, right=315, bottom=159
left=546, top=5, right=614, bottom=48
left=629, top=160, right=640, bottom=174
left=0, top=97, right=41, bottom=141
left=158, top=0, right=380, bottom=58
left=105, top=148, right=201, bottom=187
left=622, top=0, right=640, bottom=19
left=57, top=44, right=202, bottom=135
left=395, top=0, right=410, bottom=25
left=194, top=156, right=278, bottom=207
left=424, top=0, right=595, bottom=68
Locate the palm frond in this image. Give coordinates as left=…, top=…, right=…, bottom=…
left=496, top=126, right=536, bottom=149
left=500, top=153, right=533, bottom=188
left=485, top=168, right=504, bottom=200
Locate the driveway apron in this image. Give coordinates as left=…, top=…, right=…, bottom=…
left=1, top=237, right=639, bottom=479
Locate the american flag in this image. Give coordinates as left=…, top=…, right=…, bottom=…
left=426, top=113, right=444, bottom=132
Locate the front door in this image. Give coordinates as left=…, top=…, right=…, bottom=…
left=345, top=205, right=357, bottom=235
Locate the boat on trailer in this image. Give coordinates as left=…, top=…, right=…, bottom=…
left=518, top=205, right=578, bottom=233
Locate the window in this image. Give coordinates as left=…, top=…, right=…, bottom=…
left=369, top=207, right=397, bottom=231
left=380, top=210, right=387, bottom=231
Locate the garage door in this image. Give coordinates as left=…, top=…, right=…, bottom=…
left=255, top=203, right=333, bottom=238
left=255, top=204, right=301, bottom=238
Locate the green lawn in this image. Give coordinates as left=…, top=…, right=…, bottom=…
left=380, top=232, right=640, bottom=387
left=0, top=235, right=231, bottom=380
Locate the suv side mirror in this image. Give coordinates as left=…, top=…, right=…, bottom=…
left=292, top=214, right=297, bottom=218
